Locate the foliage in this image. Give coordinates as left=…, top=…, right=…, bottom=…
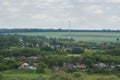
left=103, top=48, right=120, bottom=56
left=41, top=46, right=54, bottom=51
left=0, top=63, right=8, bottom=71
left=0, top=58, right=19, bottom=71
left=66, top=68, right=78, bottom=73
left=0, top=73, right=4, bottom=80
left=1, top=70, right=120, bottom=80
left=0, top=48, right=40, bottom=57
left=96, top=76, right=119, bottom=80
left=70, top=47, right=84, bottom=54
left=0, top=34, right=120, bottom=77
left=36, top=62, right=47, bottom=74
left=72, top=72, right=86, bottom=79
left=4, top=60, right=19, bottom=69
left=49, top=71, right=73, bottom=80
left=0, top=56, right=3, bottom=61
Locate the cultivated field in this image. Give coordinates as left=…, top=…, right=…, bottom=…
left=11, top=32, right=120, bottom=42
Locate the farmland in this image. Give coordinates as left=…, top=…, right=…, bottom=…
left=9, top=32, right=120, bottom=42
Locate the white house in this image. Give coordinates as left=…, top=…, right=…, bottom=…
left=19, top=63, right=36, bottom=70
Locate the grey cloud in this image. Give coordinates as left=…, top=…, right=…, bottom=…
left=0, top=0, right=120, bottom=30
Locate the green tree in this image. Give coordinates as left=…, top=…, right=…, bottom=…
left=116, top=38, right=119, bottom=42
left=49, top=71, right=73, bottom=80
left=0, top=56, right=3, bottom=61
left=0, top=63, right=8, bottom=71
left=36, top=62, right=47, bottom=74
left=0, top=73, right=4, bottom=80
left=71, top=47, right=84, bottom=54
left=4, top=60, right=19, bottom=69
left=41, top=46, right=54, bottom=51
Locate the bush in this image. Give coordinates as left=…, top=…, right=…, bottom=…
left=36, top=62, right=47, bottom=74
left=44, top=68, right=52, bottom=74
left=96, top=76, right=119, bottom=80
left=72, top=72, right=85, bottom=78
left=66, top=68, right=77, bottom=73
left=0, top=63, right=8, bottom=71
left=0, top=73, right=4, bottom=80
left=17, top=69, right=35, bottom=73
left=39, top=75, right=46, bottom=80
left=71, top=47, right=84, bottom=54
left=49, top=71, right=73, bottom=80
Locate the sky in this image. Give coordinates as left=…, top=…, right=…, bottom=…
left=0, top=0, right=120, bottom=30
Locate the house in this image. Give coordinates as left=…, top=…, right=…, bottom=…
left=108, top=65, right=116, bottom=71
left=116, top=65, right=120, bottom=67
left=110, top=65, right=115, bottom=69
left=76, top=64, right=87, bottom=69
left=52, top=66, right=61, bottom=72
left=27, top=66, right=36, bottom=70
left=19, top=63, right=29, bottom=69
left=95, top=63, right=108, bottom=68
left=19, top=63, right=36, bottom=70
left=28, top=55, right=42, bottom=60
left=62, top=63, right=74, bottom=71
left=19, top=56, right=26, bottom=59
left=43, top=42, right=50, bottom=46
left=4, top=57, right=15, bottom=60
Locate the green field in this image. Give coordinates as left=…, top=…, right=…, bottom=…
left=11, top=32, right=120, bottom=42
left=2, top=70, right=120, bottom=80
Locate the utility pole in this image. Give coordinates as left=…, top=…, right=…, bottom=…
left=68, top=20, right=71, bottom=40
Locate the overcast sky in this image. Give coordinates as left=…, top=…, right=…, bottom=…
left=0, top=0, right=120, bottom=30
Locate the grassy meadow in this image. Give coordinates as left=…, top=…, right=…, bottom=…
left=10, top=32, right=120, bottom=42
left=2, top=70, right=120, bottom=80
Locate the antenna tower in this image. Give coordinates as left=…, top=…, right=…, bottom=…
left=68, top=20, right=71, bottom=39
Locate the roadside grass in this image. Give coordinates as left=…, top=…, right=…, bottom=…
left=3, top=70, right=50, bottom=80
left=2, top=70, right=120, bottom=80
left=86, top=74, right=119, bottom=80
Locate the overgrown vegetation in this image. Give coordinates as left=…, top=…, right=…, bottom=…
left=0, top=34, right=120, bottom=80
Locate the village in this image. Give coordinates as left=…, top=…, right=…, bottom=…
left=0, top=35, right=120, bottom=80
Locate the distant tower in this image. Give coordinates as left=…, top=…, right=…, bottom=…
left=68, top=20, right=71, bottom=40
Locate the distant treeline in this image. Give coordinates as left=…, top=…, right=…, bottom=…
left=0, top=29, right=120, bottom=33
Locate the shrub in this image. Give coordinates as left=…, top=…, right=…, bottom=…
left=96, top=76, right=119, bottom=80
left=49, top=71, right=73, bottom=80
left=36, top=62, right=47, bottom=74
left=0, top=73, right=4, bottom=80
left=72, top=72, right=84, bottom=78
